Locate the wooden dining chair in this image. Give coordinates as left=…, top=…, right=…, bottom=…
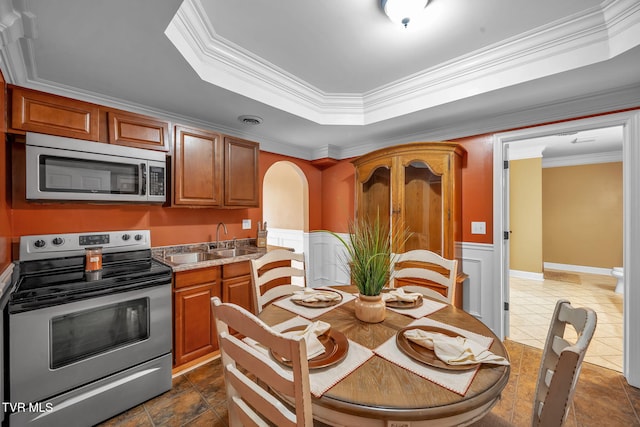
left=471, top=299, right=597, bottom=427
left=531, top=298, right=597, bottom=426
left=250, top=249, right=306, bottom=313
left=390, top=249, right=458, bottom=304
left=211, top=297, right=314, bottom=427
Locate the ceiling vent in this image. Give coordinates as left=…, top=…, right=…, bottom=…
left=238, top=115, right=263, bottom=125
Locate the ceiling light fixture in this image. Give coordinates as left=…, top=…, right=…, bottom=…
left=382, top=0, right=429, bottom=28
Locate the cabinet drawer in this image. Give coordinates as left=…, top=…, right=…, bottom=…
left=174, top=266, right=220, bottom=289
left=222, top=260, right=251, bottom=279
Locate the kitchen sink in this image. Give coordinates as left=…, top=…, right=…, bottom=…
left=163, top=247, right=260, bottom=265
left=208, top=247, right=258, bottom=258
left=164, top=252, right=221, bottom=264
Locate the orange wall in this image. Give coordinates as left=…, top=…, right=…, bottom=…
left=0, top=72, right=10, bottom=269
left=320, top=159, right=356, bottom=233
left=5, top=83, right=636, bottom=257
left=316, top=135, right=495, bottom=243
left=260, top=151, right=323, bottom=231
left=453, top=134, right=494, bottom=244
left=9, top=148, right=323, bottom=252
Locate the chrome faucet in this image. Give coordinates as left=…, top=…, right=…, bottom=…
left=216, top=222, right=228, bottom=248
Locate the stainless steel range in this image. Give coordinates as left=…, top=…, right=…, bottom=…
left=5, top=230, right=172, bottom=426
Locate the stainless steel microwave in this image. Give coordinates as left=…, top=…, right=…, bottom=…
left=25, top=132, right=167, bottom=203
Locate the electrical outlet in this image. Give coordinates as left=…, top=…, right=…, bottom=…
left=242, top=219, right=251, bottom=230
left=471, top=221, right=486, bottom=235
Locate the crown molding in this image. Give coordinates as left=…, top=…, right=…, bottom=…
left=542, top=150, right=622, bottom=168
left=166, top=0, right=640, bottom=126
left=334, top=83, right=640, bottom=160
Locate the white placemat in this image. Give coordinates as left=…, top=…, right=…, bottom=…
left=386, top=297, right=447, bottom=319
left=373, top=317, right=495, bottom=396
left=273, top=287, right=356, bottom=319
left=247, top=316, right=375, bottom=397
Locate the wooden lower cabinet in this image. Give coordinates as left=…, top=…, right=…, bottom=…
left=221, top=261, right=253, bottom=313
left=173, top=266, right=221, bottom=367
left=172, top=261, right=255, bottom=368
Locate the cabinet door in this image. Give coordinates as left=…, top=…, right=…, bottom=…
left=107, top=111, right=169, bottom=151
left=224, top=136, right=259, bottom=207
left=401, top=160, right=443, bottom=254
left=173, top=283, right=221, bottom=366
left=174, top=125, right=223, bottom=206
left=10, top=86, right=100, bottom=140
left=222, top=275, right=253, bottom=313
left=222, top=261, right=253, bottom=312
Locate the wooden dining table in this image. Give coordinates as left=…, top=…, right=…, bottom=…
left=258, top=285, right=510, bottom=427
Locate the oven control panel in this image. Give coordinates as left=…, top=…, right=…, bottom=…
left=19, top=230, right=151, bottom=261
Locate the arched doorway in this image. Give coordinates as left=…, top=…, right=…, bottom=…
left=262, top=161, right=309, bottom=283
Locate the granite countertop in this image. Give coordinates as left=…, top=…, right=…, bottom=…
left=151, top=239, right=292, bottom=272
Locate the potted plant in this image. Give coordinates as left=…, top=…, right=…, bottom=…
left=331, top=213, right=408, bottom=322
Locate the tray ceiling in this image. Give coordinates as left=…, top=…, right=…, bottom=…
left=0, top=0, right=638, bottom=159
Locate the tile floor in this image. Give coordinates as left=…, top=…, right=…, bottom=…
left=509, top=270, right=623, bottom=372
left=99, top=340, right=640, bottom=427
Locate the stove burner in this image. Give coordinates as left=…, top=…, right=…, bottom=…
left=10, top=231, right=172, bottom=313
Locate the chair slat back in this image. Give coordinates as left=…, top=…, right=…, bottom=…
left=211, top=297, right=313, bottom=427
left=391, top=249, right=458, bottom=304
left=532, top=299, right=597, bottom=427
left=250, top=249, right=306, bottom=313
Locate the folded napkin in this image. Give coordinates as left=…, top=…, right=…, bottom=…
left=290, top=288, right=341, bottom=303
left=403, top=329, right=510, bottom=366
left=382, top=288, right=422, bottom=303
left=282, top=320, right=331, bottom=359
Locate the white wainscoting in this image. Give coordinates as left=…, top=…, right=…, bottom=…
left=307, top=231, right=350, bottom=288
left=460, top=242, right=499, bottom=334
left=266, top=227, right=305, bottom=253
left=305, top=232, right=500, bottom=333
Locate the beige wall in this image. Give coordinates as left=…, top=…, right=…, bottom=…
left=542, top=162, right=622, bottom=268
left=263, top=161, right=307, bottom=231
left=510, top=158, right=543, bottom=273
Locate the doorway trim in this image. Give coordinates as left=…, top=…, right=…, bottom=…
left=492, top=110, right=640, bottom=387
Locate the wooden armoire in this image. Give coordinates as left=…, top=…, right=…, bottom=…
left=353, top=142, right=467, bottom=307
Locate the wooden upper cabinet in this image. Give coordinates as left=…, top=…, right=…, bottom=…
left=10, top=86, right=100, bottom=140
left=353, top=142, right=466, bottom=261
left=173, top=125, right=223, bottom=206
left=172, top=128, right=260, bottom=208
left=224, top=136, right=259, bottom=207
left=107, top=110, right=169, bottom=151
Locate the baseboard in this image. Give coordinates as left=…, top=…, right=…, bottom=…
left=509, top=269, right=544, bottom=281
left=544, top=262, right=615, bottom=276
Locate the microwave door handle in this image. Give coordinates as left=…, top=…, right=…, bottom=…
left=140, top=163, right=147, bottom=196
